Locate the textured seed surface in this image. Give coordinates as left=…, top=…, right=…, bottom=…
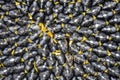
left=0, top=0, right=120, bottom=80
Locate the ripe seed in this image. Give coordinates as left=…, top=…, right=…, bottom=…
left=0, top=0, right=120, bottom=80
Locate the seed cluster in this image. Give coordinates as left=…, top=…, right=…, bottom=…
left=0, top=0, right=120, bottom=80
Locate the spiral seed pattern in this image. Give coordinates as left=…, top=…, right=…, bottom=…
left=0, top=0, right=120, bottom=80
